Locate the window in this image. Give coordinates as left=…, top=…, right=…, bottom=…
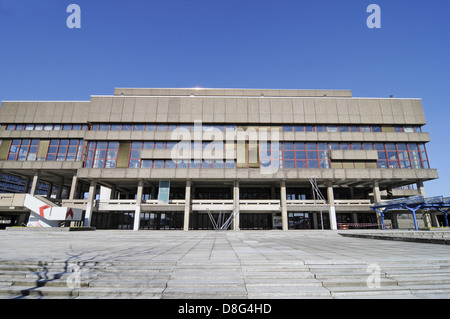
left=327, top=126, right=338, bottom=133
left=129, top=142, right=142, bottom=168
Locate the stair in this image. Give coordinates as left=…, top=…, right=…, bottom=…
left=1, top=259, right=450, bottom=298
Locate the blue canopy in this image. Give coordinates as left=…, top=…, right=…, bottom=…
left=371, top=196, right=450, bottom=230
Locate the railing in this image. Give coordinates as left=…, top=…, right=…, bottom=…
left=143, top=199, right=185, bottom=205
left=286, top=199, right=371, bottom=206
left=192, top=200, right=233, bottom=206
left=334, top=199, right=371, bottom=205
left=286, top=199, right=327, bottom=206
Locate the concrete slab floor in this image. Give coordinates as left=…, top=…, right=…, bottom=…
left=1, top=230, right=450, bottom=265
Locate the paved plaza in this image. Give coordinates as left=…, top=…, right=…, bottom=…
left=1, top=229, right=450, bottom=264
left=1, top=229, right=450, bottom=298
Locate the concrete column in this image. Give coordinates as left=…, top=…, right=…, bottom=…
left=372, top=180, right=383, bottom=229
left=233, top=180, right=240, bottom=231
left=133, top=180, right=144, bottom=231
left=84, top=180, right=97, bottom=227
left=183, top=180, right=191, bottom=231
left=327, top=182, right=337, bottom=230
left=29, top=171, right=40, bottom=196
left=280, top=180, right=288, bottom=231
left=417, top=181, right=426, bottom=197
left=69, top=173, right=78, bottom=200
left=391, top=213, right=398, bottom=229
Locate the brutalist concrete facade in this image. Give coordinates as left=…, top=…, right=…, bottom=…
left=0, top=88, right=440, bottom=230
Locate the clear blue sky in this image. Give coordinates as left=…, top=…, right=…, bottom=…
left=0, top=0, right=449, bottom=196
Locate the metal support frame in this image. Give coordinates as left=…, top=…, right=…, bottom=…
left=371, top=195, right=450, bottom=231
left=206, top=209, right=239, bottom=231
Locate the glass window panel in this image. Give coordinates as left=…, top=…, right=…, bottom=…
left=422, top=161, right=429, bottom=169
left=155, top=142, right=165, bottom=149
left=111, top=124, right=121, bottom=131
left=327, top=126, right=338, bottom=133
left=143, top=142, right=154, bottom=149
left=156, top=125, right=167, bottom=131
left=404, top=127, right=414, bottom=133
left=378, top=152, right=387, bottom=159
left=190, top=160, right=201, bottom=168
left=131, top=142, right=142, bottom=149
left=283, top=126, right=293, bottom=132
left=162, top=160, right=174, bottom=168
left=349, top=126, right=358, bottom=132
left=307, top=151, right=318, bottom=159
left=25, top=125, right=34, bottom=130
left=21, top=140, right=30, bottom=145
left=284, top=151, right=294, bottom=159
left=318, top=151, right=329, bottom=159
left=319, top=160, right=330, bottom=168
left=339, top=126, right=348, bottom=132
left=293, top=125, right=304, bottom=132
left=389, top=160, right=399, bottom=168
left=308, top=160, right=319, bottom=168
left=351, top=143, right=362, bottom=150
left=371, top=126, right=381, bottom=132
left=360, top=126, right=370, bottom=132
left=6, top=125, right=15, bottom=130
left=72, top=125, right=81, bottom=130
left=133, top=125, right=144, bottom=131
left=106, top=150, right=118, bottom=159
left=306, top=143, right=316, bottom=150
left=130, top=150, right=141, bottom=159
left=99, top=124, right=109, bottom=131
left=317, top=143, right=327, bottom=150
left=284, top=160, right=295, bottom=168
left=296, top=160, right=306, bottom=168
left=400, top=160, right=411, bottom=169
left=145, top=124, right=155, bottom=131
left=409, top=151, right=420, bottom=160
left=411, top=160, right=422, bottom=169
left=394, top=126, right=403, bottom=132
left=387, top=151, right=398, bottom=160
left=34, top=125, right=43, bottom=131
left=141, top=160, right=152, bottom=168
left=363, top=143, right=374, bottom=150
left=283, top=143, right=294, bottom=150
left=385, top=143, right=396, bottom=151
left=341, top=143, right=350, bottom=150
left=44, top=125, right=53, bottom=131
left=122, top=125, right=131, bottom=131
left=295, top=151, right=306, bottom=159
left=329, top=143, right=340, bottom=150
left=153, top=160, right=164, bottom=168
left=378, top=160, right=388, bottom=168
left=294, top=142, right=305, bottom=150
left=316, top=125, right=326, bottom=132
left=374, top=143, right=385, bottom=150
left=305, top=125, right=314, bottom=132
left=129, top=160, right=140, bottom=168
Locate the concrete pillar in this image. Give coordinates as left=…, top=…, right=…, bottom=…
left=391, top=213, right=399, bottom=229
left=280, top=180, right=288, bottom=231
left=372, top=180, right=383, bottom=229
left=133, top=180, right=143, bottom=231
left=29, top=171, right=40, bottom=196
left=233, top=180, right=240, bottom=231
left=327, top=182, right=337, bottom=230
left=417, top=180, right=426, bottom=197
left=69, top=173, right=78, bottom=200
left=183, top=180, right=191, bottom=231
left=84, top=180, right=97, bottom=227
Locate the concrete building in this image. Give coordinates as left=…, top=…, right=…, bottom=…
left=0, top=88, right=441, bottom=230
